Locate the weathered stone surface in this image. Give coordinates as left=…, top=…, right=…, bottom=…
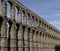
left=0, top=0, right=60, bottom=51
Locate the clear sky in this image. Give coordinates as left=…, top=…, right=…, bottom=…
left=18, top=0, right=60, bottom=30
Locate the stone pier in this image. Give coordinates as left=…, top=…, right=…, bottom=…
left=0, top=0, right=60, bottom=51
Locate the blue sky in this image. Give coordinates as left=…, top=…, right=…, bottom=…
left=18, top=0, right=60, bottom=30
left=0, top=0, right=60, bottom=30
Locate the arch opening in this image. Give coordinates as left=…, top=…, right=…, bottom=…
left=7, top=1, right=12, bottom=18
left=0, top=17, right=3, bottom=38
left=7, top=20, right=12, bottom=51
left=27, top=13, right=30, bottom=25
left=15, top=7, right=19, bottom=22
left=22, top=10, right=25, bottom=24
left=55, top=45, right=60, bottom=51
left=7, top=21, right=12, bottom=38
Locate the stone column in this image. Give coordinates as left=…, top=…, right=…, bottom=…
left=1, top=0, right=7, bottom=51
left=46, top=34, right=49, bottom=51
left=43, top=33, right=46, bottom=51
left=33, top=31, right=37, bottom=51
left=10, top=2, right=16, bottom=51
left=38, top=32, right=40, bottom=51
left=27, top=15, right=32, bottom=27
left=32, top=17, right=35, bottom=27
left=40, top=21, right=42, bottom=27
left=1, top=19, right=7, bottom=51
left=39, top=32, right=43, bottom=51
left=40, top=32, right=44, bottom=51
left=34, top=18, right=36, bottom=27
left=48, top=35, right=50, bottom=51
left=29, top=28, right=33, bottom=51
left=1, top=0, right=7, bottom=17
left=48, top=36, right=51, bottom=51
left=23, top=27, right=29, bottom=51
left=18, top=24, right=23, bottom=51
left=10, top=22, right=16, bottom=51
left=49, top=38, right=53, bottom=51
left=51, top=38, right=55, bottom=51
left=23, top=13, right=27, bottom=25
left=30, top=16, right=33, bottom=27
left=36, top=31, right=38, bottom=51
left=36, top=19, right=39, bottom=27
left=42, top=32, right=44, bottom=51
left=10, top=4, right=15, bottom=20
left=38, top=32, right=42, bottom=51
left=18, top=9, right=22, bottom=23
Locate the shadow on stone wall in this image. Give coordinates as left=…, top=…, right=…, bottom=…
left=55, top=45, right=60, bottom=51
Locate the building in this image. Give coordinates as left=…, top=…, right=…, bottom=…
left=0, top=0, right=60, bottom=51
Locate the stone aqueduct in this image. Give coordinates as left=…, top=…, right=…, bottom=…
left=0, top=0, right=60, bottom=51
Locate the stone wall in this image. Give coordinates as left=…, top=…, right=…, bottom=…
left=0, top=0, right=60, bottom=51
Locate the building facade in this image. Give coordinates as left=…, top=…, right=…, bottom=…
left=0, top=0, right=60, bottom=51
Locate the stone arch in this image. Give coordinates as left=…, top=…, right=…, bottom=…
left=31, top=16, right=34, bottom=26
left=27, top=13, right=30, bottom=25
left=35, top=18, right=38, bottom=23
left=7, top=20, right=12, bottom=38
left=36, top=31, right=38, bottom=36
left=0, top=17, right=3, bottom=37
left=7, top=1, right=12, bottom=18
left=27, top=13, right=30, bottom=20
left=28, top=27, right=30, bottom=36
left=39, top=31, right=42, bottom=36
left=28, top=27, right=31, bottom=50
left=22, top=25, right=29, bottom=51
left=15, top=23, right=20, bottom=42
left=44, top=33, right=46, bottom=38
left=45, top=33, right=47, bottom=37
left=15, top=23, right=19, bottom=51
left=16, top=23, right=19, bottom=33
left=15, top=6, right=19, bottom=22
left=32, top=16, right=34, bottom=22
left=7, top=20, right=12, bottom=51
left=42, top=32, right=45, bottom=37
left=15, top=23, right=20, bottom=35
left=0, top=16, right=3, bottom=25
left=28, top=27, right=30, bottom=33
left=32, top=29, right=35, bottom=35
left=28, top=27, right=31, bottom=40
left=22, top=10, right=25, bottom=24
left=22, top=25, right=27, bottom=40
left=23, top=25, right=25, bottom=32
left=47, top=34, right=49, bottom=38
left=36, top=31, right=39, bottom=42
left=55, top=45, right=60, bottom=51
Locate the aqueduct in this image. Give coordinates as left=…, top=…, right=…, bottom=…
left=0, top=0, right=60, bottom=51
